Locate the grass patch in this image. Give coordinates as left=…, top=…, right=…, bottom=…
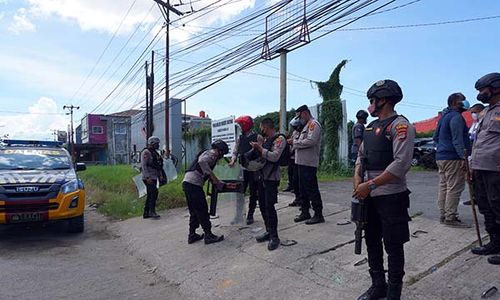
left=80, top=165, right=186, bottom=220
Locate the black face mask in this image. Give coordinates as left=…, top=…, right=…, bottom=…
left=477, top=92, right=492, bottom=104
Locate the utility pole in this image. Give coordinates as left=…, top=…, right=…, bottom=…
left=63, top=105, right=79, bottom=161
left=278, top=49, right=288, bottom=134
left=152, top=0, right=183, bottom=152
left=150, top=51, right=155, bottom=138
left=145, top=60, right=150, bottom=139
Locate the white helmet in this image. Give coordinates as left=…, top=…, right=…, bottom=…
left=148, top=136, right=160, bottom=145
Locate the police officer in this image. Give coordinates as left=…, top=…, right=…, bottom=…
left=353, top=80, right=415, bottom=300
left=470, top=73, right=500, bottom=265
left=288, top=116, right=304, bottom=207
left=182, top=140, right=228, bottom=245
left=141, top=136, right=164, bottom=219
left=292, top=105, right=324, bottom=225
left=229, top=115, right=260, bottom=225
left=352, top=110, right=369, bottom=164
left=250, top=118, right=287, bottom=251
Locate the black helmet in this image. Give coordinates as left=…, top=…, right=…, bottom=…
left=475, top=73, right=500, bottom=90
left=211, top=139, right=229, bottom=155
left=355, top=110, right=368, bottom=120
left=367, top=79, right=403, bottom=103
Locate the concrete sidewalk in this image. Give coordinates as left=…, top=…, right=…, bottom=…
left=116, top=171, right=499, bottom=300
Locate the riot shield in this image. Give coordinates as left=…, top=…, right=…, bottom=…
left=212, top=163, right=246, bottom=226
left=133, top=174, right=147, bottom=198
left=163, top=158, right=178, bottom=183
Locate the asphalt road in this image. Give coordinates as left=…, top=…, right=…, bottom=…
left=0, top=209, right=183, bottom=300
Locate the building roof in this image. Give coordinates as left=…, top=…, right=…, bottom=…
left=109, top=109, right=142, bottom=117
left=413, top=111, right=473, bottom=133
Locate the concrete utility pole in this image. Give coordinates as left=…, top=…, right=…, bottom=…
left=145, top=60, right=150, bottom=139
left=150, top=50, right=155, bottom=138
left=152, top=0, right=183, bottom=152
left=278, top=50, right=288, bottom=133
left=63, top=105, right=79, bottom=161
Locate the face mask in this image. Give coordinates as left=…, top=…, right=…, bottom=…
left=477, top=91, right=492, bottom=104
left=471, top=112, right=479, bottom=121
left=367, top=98, right=384, bottom=117
left=299, top=116, right=307, bottom=126
left=458, top=99, right=470, bottom=112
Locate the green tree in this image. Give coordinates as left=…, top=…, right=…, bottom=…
left=314, top=59, right=348, bottom=170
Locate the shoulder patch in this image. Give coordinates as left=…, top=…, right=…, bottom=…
left=274, top=136, right=284, bottom=147
left=395, top=124, right=409, bottom=140
left=309, top=122, right=316, bottom=131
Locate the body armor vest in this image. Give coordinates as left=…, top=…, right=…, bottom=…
left=363, top=115, right=399, bottom=171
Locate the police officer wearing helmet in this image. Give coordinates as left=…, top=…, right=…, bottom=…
left=229, top=115, right=260, bottom=225
left=141, top=136, right=164, bottom=219
left=353, top=80, right=415, bottom=300
left=470, top=73, right=500, bottom=265
left=352, top=110, right=369, bottom=164
left=182, top=140, right=228, bottom=245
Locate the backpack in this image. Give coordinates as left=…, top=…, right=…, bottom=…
left=265, top=134, right=290, bottom=167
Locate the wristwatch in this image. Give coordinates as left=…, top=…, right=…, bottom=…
left=367, top=180, right=377, bottom=191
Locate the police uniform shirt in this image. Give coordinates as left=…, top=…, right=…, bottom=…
left=141, top=148, right=161, bottom=180
left=293, top=118, right=322, bottom=168
left=471, top=102, right=500, bottom=171
left=183, top=149, right=219, bottom=187
left=356, top=114, right=416, bottom=197
left=351, top=122, right=365, bottom=154
left=261, top=135, right=287, bottom=181
left=290, top=130, right=300, bottom=160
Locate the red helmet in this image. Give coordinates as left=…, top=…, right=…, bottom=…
left=235, top=115, right=254, bottom=133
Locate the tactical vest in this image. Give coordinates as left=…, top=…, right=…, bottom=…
left=187, top=150, right=217, bottom=176
left=238, top=132, right=258, bottom=165
left=363, top=115, right=399, bottom=171
left=143, top=147, right=163, bottom=170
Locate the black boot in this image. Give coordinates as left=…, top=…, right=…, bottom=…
left=268, top=237, right=280, bottom=251
left=357, top=270, right=387, bottom=300
left=488, top=255, right=500, bottom=265
left=256, top=232, right=270, bottom=243
left=294, top=212, right=311, bottom=223
left=204, top=232, right=224, bottom=245
left=149, top=209, right=160, bottom=219
left=143, top=208, right=151, bottom=219
left=188, top=233, right=204, bottom=244
left=246, top=214, right=254, bottom=225
left=305, top=212, right=325, bottom=225
left=471, top=235, right=500, bottom=255
left=387, top=281, right=403, bottom=300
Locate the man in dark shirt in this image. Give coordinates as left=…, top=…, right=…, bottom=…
left=351, top=110, right=368, bottom=164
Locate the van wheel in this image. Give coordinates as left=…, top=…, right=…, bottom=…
left=67, top=215, right=84, bottom=233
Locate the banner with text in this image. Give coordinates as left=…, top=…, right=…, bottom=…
left=211, top=116, right=236, bottom=157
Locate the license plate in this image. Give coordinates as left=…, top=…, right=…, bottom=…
left=8, top=212, right=46, bottom=223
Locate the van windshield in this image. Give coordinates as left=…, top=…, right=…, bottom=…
left=0, top=149, right=71, bottom=170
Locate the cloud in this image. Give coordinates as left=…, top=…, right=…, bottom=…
left=0, top=97, right=69, bottom=140
left=0, top=47, right=120, bottom=108
left=8, top=8, right=36, bottom=34
left=19, top=0, right=255, bottom=42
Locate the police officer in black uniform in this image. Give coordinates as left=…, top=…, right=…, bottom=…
left=470, top=73, right=500, bottom=265
left=353, top=80, right=415, bottom=300
left=351, top=110, right=368, bottom=164
left=182, top=140, right=228, bottom=245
